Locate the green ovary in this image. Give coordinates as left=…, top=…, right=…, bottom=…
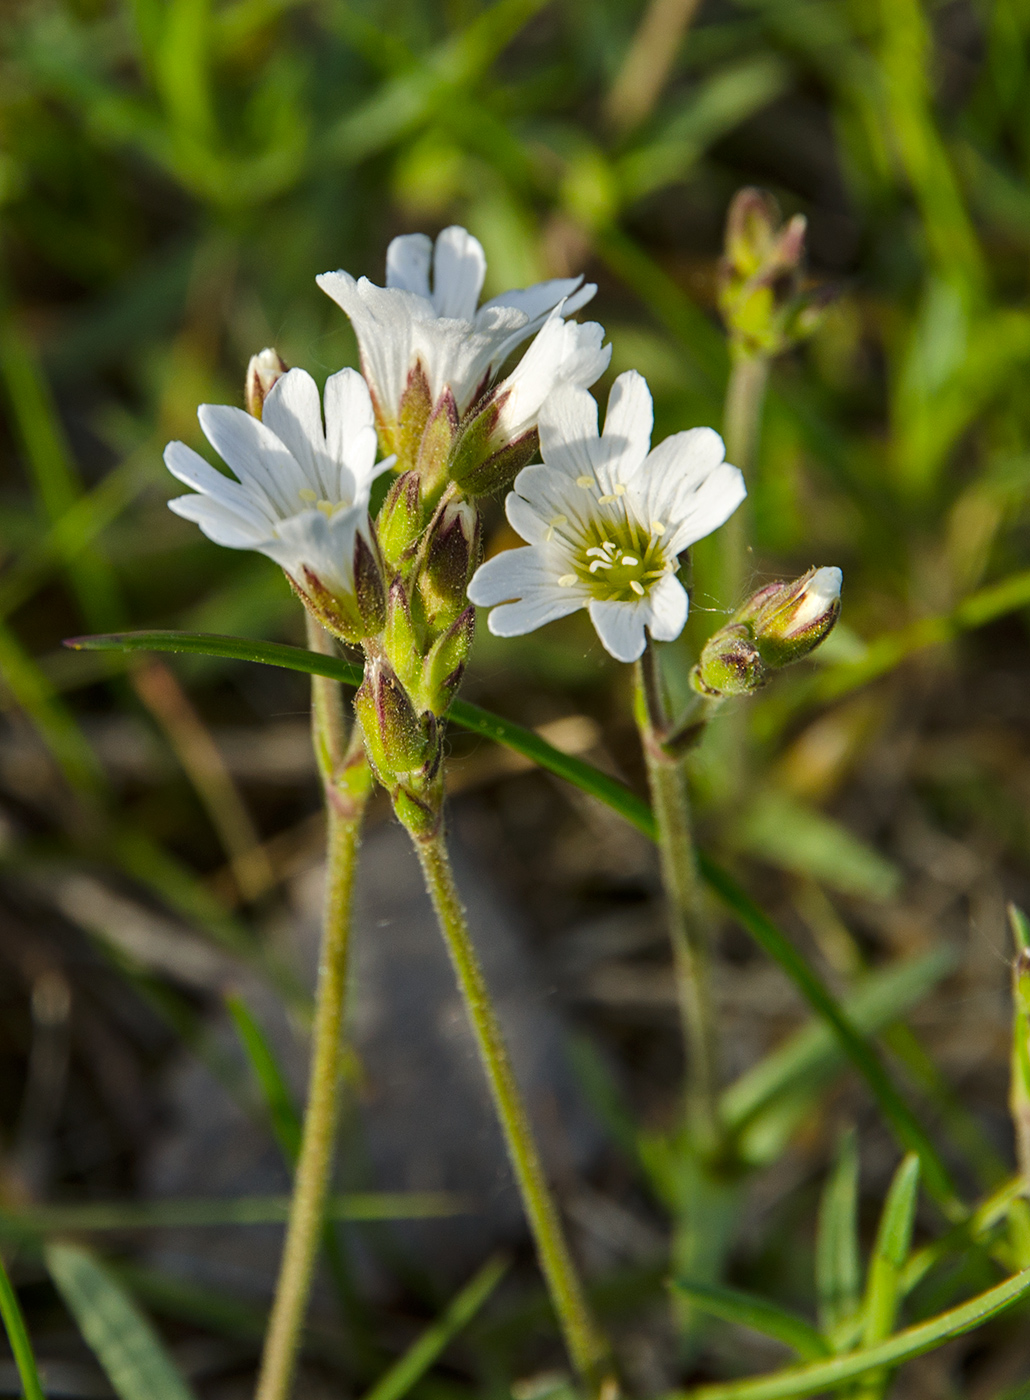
left=568, top=518, right=669, bottom=603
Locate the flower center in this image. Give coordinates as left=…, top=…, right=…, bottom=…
left=298, top=487, right=347, bottom=517
left=565, top=518, right=670, bottom=602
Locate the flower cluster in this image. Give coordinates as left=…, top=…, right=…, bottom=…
left=163, top=222, right=840, bottom=833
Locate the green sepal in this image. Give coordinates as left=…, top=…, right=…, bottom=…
left=452, top=427, right=539, bottom=498
left=394, top=361, right=433, bottom=472
left=416, top=388, right=460, bottom=501
left=422, top=605, right=475, bottom=716
left=378, top=472, right=425, bottom=576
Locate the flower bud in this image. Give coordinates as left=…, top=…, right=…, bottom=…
left=691, top=624, right=768, bottom=698
left=421, top=605, right=475, bottom=715
left=736, top=566, right=842, bottom=668
left=245, top=348, right=288, bottom=420
left=353, top=654, right=434, bottom=780
left=378, top=472, right=425, bottom=575
left=450, top=426, right=540, bottom=499
left=718, top=188, right=821, bottom=358
left=417, top=499, right=482, bottom=634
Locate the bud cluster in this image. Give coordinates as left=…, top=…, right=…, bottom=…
left=718, top=188, right=826, bottom=360
left=691, top=567, right=842, bottom=698
left=356, top=491, right=481, bottom=836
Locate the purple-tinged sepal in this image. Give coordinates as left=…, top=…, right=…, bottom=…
left=735, top=566, right=842, bottom=668
left=690, top=625, right=767, bottom=698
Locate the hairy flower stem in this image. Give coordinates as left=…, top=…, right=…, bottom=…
left=255, top=619, right=371, bottom=1400
left=412, top=828, right=615, bottom=1397
left=720, top=352, right=768, bottom=615
left=635, top=651, right=720, bottom=1156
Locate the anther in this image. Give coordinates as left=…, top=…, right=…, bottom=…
left=630, top=580, right=645, bottom=596
left=557, top=574, right=576, bottom=587
left=299, top=488, right=317, bottom=502
left=576, top=476, right=595, bottom=489
left=652, top=522, right=666, bottom=535
left=597, top=493, right=618, bottom=505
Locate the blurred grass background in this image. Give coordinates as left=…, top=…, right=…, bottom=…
left=4, top=0, right=1030, bottom=1394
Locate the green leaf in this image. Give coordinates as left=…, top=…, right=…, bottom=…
left=65, top=629, right=657, bottom=838
left=4, top=1192, right=468, bottom=1236
left=360, top=1254, right=508, bottom=1400
left=680, top=1268, right=1030, bottom=1400
left=45, top=1242, right=197, bottom=1400
left=816, top=1129, right=861, bottom=1340
left=699, top=857, right=961, bottom=1217
left=721, top=950, right=956, bottom=1156
left=855, top=1154, right=921, bottom=1400
left=225, top=992, right=302, bottom=1165
left=669, top=1279, right=831, bottom=1362
left=735, top=790, right=901, bottom=901
left=0, top=1248, right=46, bottom=1400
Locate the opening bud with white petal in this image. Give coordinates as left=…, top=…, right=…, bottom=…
left=245, top=348, right=288, bottom=420
left=735, top=565, right=842, bottom=668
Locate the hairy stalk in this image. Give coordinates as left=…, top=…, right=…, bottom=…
left=635, top=650, right=720, bottom=1152
left=720, top=353, right=768, bottom=613
left=255, top=619, right=370, bottom=1400
left=412, top=828, right=615, bottom=1397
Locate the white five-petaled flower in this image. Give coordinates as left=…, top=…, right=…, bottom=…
left=164, top=367, right=392, bottom=613
left=467, top=372, right=747, bottom=664
left=316, top=225, right=610, bottom=451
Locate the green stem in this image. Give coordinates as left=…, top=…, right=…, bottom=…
left=635, top=656, right=720, bottom=1154
left=412, top=829, right=614, bottom=1396
left=255, top=621, right=370, bottom=1400
left=719, top=352, right=768, bottom=614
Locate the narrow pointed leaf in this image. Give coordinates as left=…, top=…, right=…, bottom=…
left=817, top=1129, right=860, bottom=1339
left=670, top=1279, right=831, bottom=1361
left=0, top=1248, right=45, bottom=1400
left=45, top=1242, right=197, bottom=1400
left=680, top=1268, right=1030, bottom=1400
left=856, top=1154, right=921, bottom=1400
left=225, top=992, right=302, bottom=1164
left=360, top=1254, right=509, bottom=1400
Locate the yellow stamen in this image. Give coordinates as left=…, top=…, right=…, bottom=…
left=576, top=475, right=595, bottom=489
left=299, top=488, right=317, bottom=502
left=630, top=580, right=645, bottom=596
left=652, top=521, right=666, bottom=535
left=557, top=574, right=577, bottom=587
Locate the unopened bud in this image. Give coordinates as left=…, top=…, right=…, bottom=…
left=245, top=348, right=288, bottom=420
left=354, top=655, right=433, bottom=780
left=418, top=500, right=482, bottom=633
left=422, top=605, right=475, bottom=715
left=736, top=566, right=842, bottom=668
left=448, top=386, right=542, bottom=498
left=718, top=188, right=821, bottom=358
left=691, top=625, right=768, bottom=698
left=378, top=472, right=426, bottom=575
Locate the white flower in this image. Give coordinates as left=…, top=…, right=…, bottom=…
left=164, top=367, right=392, bottom=626
left=316, top=225, right=609, bottom=448
left=467, top=372, right=747, bottom=664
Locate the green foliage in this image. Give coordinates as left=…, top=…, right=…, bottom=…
left=45, top=1242, right=197, bottom=1400
left=7, top=0, right=1030, bottom=1391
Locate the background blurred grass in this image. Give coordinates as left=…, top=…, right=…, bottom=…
left=4, top=0, right=1030, bottom=1395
